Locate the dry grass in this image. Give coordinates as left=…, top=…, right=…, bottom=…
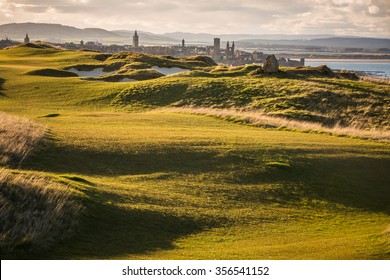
left=164, top=107, right=390, bottom=142
left=0, top=112, right=46, bottom=166
left=0, top=169, right=83, bottom=253
left=359, top=76, right=390, bottom=85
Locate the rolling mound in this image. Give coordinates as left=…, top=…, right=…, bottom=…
left=0, top=170, right=83, bottom=257
left=27, top=68, right=79, bottom=77
left=114, top=73, right=389, bottom=131
left=105, top=52, right=217, bottom=69
left=0, top=112, right=83, bottom=258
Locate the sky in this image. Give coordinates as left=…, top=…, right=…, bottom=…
left=0, top=0, right=389, bottom=37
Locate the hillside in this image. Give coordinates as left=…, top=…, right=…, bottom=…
left=163, top=32, right=337, bottom=42
left=0, top=23, right=119, bottom=41
left=0, top=45, right=389, bottom=259
left=0, top=23, right=177, bottom=45
left=0, top=112, right=82, bottom=258
left=2, top=23, right=388, bottom=51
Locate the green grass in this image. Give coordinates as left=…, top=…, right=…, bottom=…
left=0, top=45, right=389, bottom=259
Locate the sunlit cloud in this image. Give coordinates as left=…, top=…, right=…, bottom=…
left=368, top=5, right=380, bottom=14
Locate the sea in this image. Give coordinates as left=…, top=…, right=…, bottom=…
left=305, top=60, right=390, bottom=79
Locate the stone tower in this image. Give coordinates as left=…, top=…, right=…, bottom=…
left=24, top=33, right=30, bottom=44
left=231, top=41, right=235, bottom=58
left=182, top=39, right=185, bottom=48
left=133, top=30, right=139, bottom=48
left=226, top=41, right=230, bottom=59
left=213, top=38, right=221, bottom=57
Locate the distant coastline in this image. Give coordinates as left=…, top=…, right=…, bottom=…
left=305, top=59, right=390, bottom=78
left=306, top=58, right=390, bottom=63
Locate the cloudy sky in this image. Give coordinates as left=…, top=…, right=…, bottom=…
left=0, top=0, right=389, bottom=36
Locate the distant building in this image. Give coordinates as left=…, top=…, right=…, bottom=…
left=213, top=38, right=221, bottom=58
left=226, top=41, right=230, bottom=59
left=133, top=30, right=139, bottom=48
left=0, top=37, right=18, bottom=49
left=47, top=35, right=304, bottom=68
left=24, top=33, right=30, bottom=44
left=224, top=41, right=235, bottom=60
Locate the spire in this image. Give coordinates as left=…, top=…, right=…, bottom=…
left=24, top=33, right=30, bottom=43
left=133, top=30, right=139, bottom=48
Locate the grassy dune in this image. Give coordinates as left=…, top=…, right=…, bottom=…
left=0, top=112, right=82, bottom=258
left=0, top=169, right=83, bottom=258
left=0, top=45, right=389, bottom=259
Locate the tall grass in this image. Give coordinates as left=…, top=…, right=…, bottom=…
left=0, top=169, right=83, bottom=254
left=0, top=112, right=46, bottom=166
left=359, top=76, right=390, bottom=85
left=164, top=107, right=390, bottom=142
left=0, top=112, right=82, bottom=256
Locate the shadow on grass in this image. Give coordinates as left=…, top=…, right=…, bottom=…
left=19, top=137, right=390, bottom=258
left=24, top=139, right=245, bottom=176
left=0, top=77, right=4, bottom=96
left=25, top=138, right=390, bottom=214
left=40, top=192, right=208, bottom=259
left=31, top=184, right=218, bottom=259
left=227, top=155, right=390, bottom=213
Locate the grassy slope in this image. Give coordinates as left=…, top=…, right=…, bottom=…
left=0, top=112, right=83, bottom=258
left=0, top=45, right=389, bottom=259
left=115, top=71, right=389, bottom=130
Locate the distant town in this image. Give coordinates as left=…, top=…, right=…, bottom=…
left=0, top=31, right=305, bottom=67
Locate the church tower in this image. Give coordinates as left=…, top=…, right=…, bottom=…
left=226, top=41, right=230, bottom=59
left=133, top=30, right=139, bottom=48
left=213, top=38, right=221, bottom=57
left=24, top=33, right=30, bottom=44
left=231, top=41, right=235, bottom=59
left=181, top=39, right=186, bottom=54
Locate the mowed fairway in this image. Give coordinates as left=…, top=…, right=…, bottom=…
left=0, top=46, right=389, bottom=259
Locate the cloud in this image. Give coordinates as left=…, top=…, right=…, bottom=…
left=0, top=0, right=389, bottom=37
left=368, top=5, right=380, bottom=14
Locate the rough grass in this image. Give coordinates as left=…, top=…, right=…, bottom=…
left=163, top=107, right=390, bottom=142
left=0, top=112, right=47, bottom=166
left=115, top=75, right=389, bottom=131
left=105, top=52, right=217, bottom=69
left=0, top=169, right=83, bottom=257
